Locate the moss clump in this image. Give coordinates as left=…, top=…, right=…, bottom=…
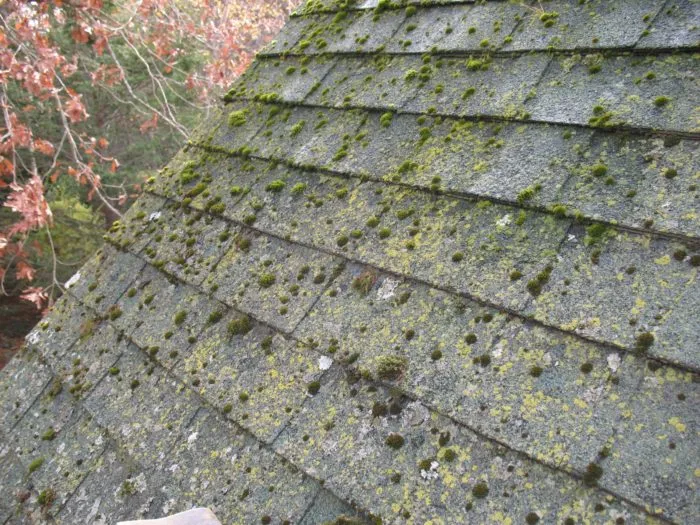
left=591, top=163, right=608, bottom=177
left=526, top=512, right=540, bottom=524
left=472, top=482, right=489, bottom=498
left=385, top=433, right=405, bottom=449
left=509, top=269, right=522, bottom=281
left=258, top=273, right=276, bottom=288
left=291, top=182, right=307, bottom=195
left=690, top=255, right=700, bottom=267
left=127, top=288, right=137, bottom=298
left=635, top=331, right=654, bottom=353
left=41, top=428, right=56, bottom=441
left=378, top=227, right=391, bottom=239
left=376, top=355, right=408, bottom=380
left=663, top=167, right=678, bottom=179
left=526, top=264, right=553, bottom=296
left=239, top=391, right=250, bottom=402
left=228, top=315, right=252, bottom=336
left=583, top=462, right=603, bottom=486
left=109, top=366, right=120, bottom=375
left=265, top=180, right=286, bottom=192
left=108, top=306, right=122, bottom=321
left=580, top=362, right=593, bottom=374
left=366, top=216, right=380, bottom=228
left=174, top=310, right=187, bottom=326
left=465, top=333, right=477, bottom=344
left=307, top=381, right=321, bottom=395
left=28, top=457, right=44, bottom=473
left=443, top=448, right=457, bottom=462
left=529, top=366, right=543, bottom=378
left=336, top=234, right=349, bottom=247
left=223, top=403, right=233, bottom=414
left=352, top=271, right=376, bottom=295
left=653, top=95, right=670, bottom=107
left=228, top=110, right=247, bottom=127
left=452, top=251, right=464, bottom=262
left=37, top=488, right=55, bottom=507
left=673, top=249, right=687, bottom=261
left=431, top=349, right=442, bottom=361
left=379, top=111, right=393, bottom=128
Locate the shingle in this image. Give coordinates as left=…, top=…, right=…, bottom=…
left=226, top=55, right=337, bottom=103
left=42, top=320, right=126, bottom=401
left=152, top=408, right=318, bottom=524
left=65, top=244, right=145, bottom=315
left=273, top=368, right=656, bottom=524
left=557, top=133, right=700, bottom=238
left=320, top=9, right=406, bottom=53
left=24, top=294, right=91, bottom=361
left=506, top=0, right=662, bottom=51
left=141, top=206, right=237, bottom=287
left=111, top=266, right=220, bottom=369
left=9, top=386, right=107, bottom=516
left=526, top=53, right=700, bottom=133
left=208, top=231, right=342, bottom=333
left=529, top=226, right=700, bottom=368
left=384, top=5, right=472, bottom=53
left=55, top=441, right=160, bottom=524
left=104, top=192, right=167, bottom=252
left=0, top=446, right=26, bottom=523
left=83, top=344, right=200, bottom=469
left=601, top=363, right=699, bottom=523
left=296, top=265, right=645, bottom=473
left=174, top=311, right=325, bottom=443
left=0, top=347, right=52, bottom=436
left=403, top=54, right=550, bottom=118
left=636, top=0, right=700, bottom=49
left=259, top=14, right=313, bottom=55
left=305, top=55, right=422, bottom=109
left=298, top=488, right=366, bottom=525
left=208, top=101, right=269, bottom=153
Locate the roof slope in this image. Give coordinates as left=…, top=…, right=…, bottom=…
left=2, top=1, right=699, bottom=523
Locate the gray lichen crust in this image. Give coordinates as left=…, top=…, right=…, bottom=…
left=1, top=0, right=698, bottom=523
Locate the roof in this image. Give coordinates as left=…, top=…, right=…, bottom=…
left=1, top=1, right=699, bottom=523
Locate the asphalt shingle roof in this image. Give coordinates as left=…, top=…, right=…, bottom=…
left=1, top=1, right=699, bottom=524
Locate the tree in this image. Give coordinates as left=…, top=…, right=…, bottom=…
left=0, top=0, right=298, bottom=311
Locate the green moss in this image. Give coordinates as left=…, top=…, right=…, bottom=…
left=465, top=333, right=477, bottom=344
left=366, top=216, right=380, bottom=228
left=591, top=163, right=608, bottom=177
left=207, top=311, right=223, bottom=324
left=239, top=391, right=250, bottom=402
left=509, top=269, right=522, bottom=281
left=173, top=310, right=186, bottom=326
left=265, top=180, right=286, bottom=192
left=530, top=365, right=543, bottom=378
left=109, top=366, right=120, bottom=375
left=431, top=349, right=443, bottom=361
left=385, top=433, right=405, bottom=449
left=663, top=167, right=678, bottom=179
left=376, top=355, right=408, bottom=380
left=472, top=482, right=489, bottom=498
left=28, top=457, right=44, bottom=473
left=653, top=95, right=670, bottom=107
left=337, top=234, right=349, bottom=247
left=583, top=462, right=603, bottom=486
left=352, top=271, right=376, bottom=295
left=223, top=403, right=232, bottom=414
left=379, top=112, right=393, bottom=128
left=41, top=428, right=56, bottom=441
left=307, top=380, right=321, bottom=395
left=228, top=315, right=252, bottom=336
left=108, top=306, right=123, bottom=321
left=37, top=488, right=55, bottom=506
left=690, top=255, right=700, bottom=267
left=635, top=331, right=654, bottom=353
left=258, top=273, right=276, bottom=288
left=526, top=513, right=540, bottom=524
left=228, top=109, right=246, bottom=128
left=580, top=362, right=593, bottom=374
left=452, top=251, right=464, bottom=263
left=378, top=227, right=391, bottom=239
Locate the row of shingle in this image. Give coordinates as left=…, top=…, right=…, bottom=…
left=99, top=222, right=684, bottom=524
left=0, top=292, right=361, bottom=524
left=106, top=175, right=698, bottom=522
left=204, top=100, right=700, bottom=240
left=174, top=114, right=700, bottom=371
left=283, top=0, right=697, bottom=54
left=229, top=50, right=699, bottom=135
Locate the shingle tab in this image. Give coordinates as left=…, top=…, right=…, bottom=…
left=636, top=0, right=700, bottom=49
left=506, top=0, right=662, bottom=51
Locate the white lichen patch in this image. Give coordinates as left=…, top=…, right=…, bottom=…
left=65, top=271, right=81, bottom=289
left=607, top=352, right=621, bottom=373
left=318, top=355, right=333, bottom=370
left=376, top=277, right=400, bottom=300
left=148, top=211, right=161, bottom=222
left=496, top=214, right=511, bottom=228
